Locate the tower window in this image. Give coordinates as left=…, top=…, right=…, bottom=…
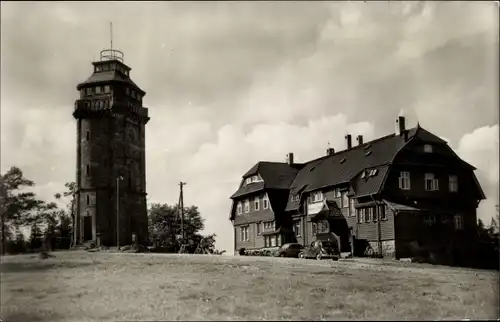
left=126, top=88, right=130, bottom=96
left=103, top=64, right=110, bottom=72
left=86, top=195, right=90, bottom=205
left=104, top=85, right=110, bottom=93
left=86, top=131, right=90, bottom=141
left=86, top=164, right=90, bottom=176
left=86, top=88, right=92, bottom=95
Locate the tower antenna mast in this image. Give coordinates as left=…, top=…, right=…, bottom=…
left=110, top=22, right=113, bottom=52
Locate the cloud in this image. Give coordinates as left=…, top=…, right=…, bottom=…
left=1, top=2, right=498, bottom=252
left=456, top=125, right=499, bottom=223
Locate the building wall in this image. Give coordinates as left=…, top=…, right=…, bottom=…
left=75, top=104, right=149, bottom=246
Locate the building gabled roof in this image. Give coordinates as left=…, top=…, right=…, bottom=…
left=288, top=127, right=420, bottom=196
left=76, top=70, right=145, bottom=95
left=231, top=161, right=301, bottom=199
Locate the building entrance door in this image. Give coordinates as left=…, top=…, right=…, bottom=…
left=83, top=215, right=92, bottom=241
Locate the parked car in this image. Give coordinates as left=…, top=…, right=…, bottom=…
left=274, top=243, right=304, bottom=258
left=298, top=240, right=340, bottom=260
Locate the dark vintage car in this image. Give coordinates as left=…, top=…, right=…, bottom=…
left=298, top=240, right=340, bottom=260
left=274, top=243, right=304, bottom=258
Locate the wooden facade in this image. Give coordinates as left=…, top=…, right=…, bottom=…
left=229, top=117, right=485, bottom=258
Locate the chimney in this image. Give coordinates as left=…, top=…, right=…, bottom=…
left=345, top=134, right=352, bottom=149
left=286, top=152, right=294, bottom=165
left=357, top=135, right=364, bottom=145
left=396, top=116, right=406, bottom=136
left=326, top=148, right=335, bottom=156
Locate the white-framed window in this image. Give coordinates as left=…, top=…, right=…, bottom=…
left=236, top=202, right=242, bottom=215
left=254, top=197, right=260, bottom=211
left=364, top=207, right=371, bottom=222
left=246, top=177, right=251, bottom=184
left=335, top=189, right=341, bottom=198
left=256, top=222, right=261, bottom=235
left=292, top=195, right=299, bottom=202
left=449, top=175, right=458, bottom=192
left=264, top=221, right=275, bottom=230
left=244, top=200, right=250, bottom=213
left=379, top=205, right=387, bottom=220
left=270, top=235, right=277, bottom=247
left=454, top=214, right=464, bottom=230
left=441, top=214, right=452, bottom=223
left=369, top=169, right=378, bottom=176
left=424, top=214, right=436, bottom=224
left=293, top=220, right=301, bottom=237
left=104, top=85, right=110, bottom=93
left=357, top=208, right=363, bottom=223
left=341, top=191, right=349, bottom=208
left=263, top=195, right=269, bottom=209
left=251, top=175, right=258, bottom=183
left=424, top=144, right=433, bottom=153
left=425, top=173, right=439, bottom=191
left=349, top=198, right=355, bottom=217
left=312, top=191, right=323, bottom=203
left=399, top=171, right=411, bottom=190
left=240, top=226, right=249, bottom=241
left=311, top=222, right=317, bottom=234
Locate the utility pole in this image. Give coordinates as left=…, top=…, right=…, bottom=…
left=179, top=182, right=187, bottom=242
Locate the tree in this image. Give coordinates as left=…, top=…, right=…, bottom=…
left=54, top=182, right=76, bottom=248
left=148, top=203, right=205, bottom=252
left=0, top=166, right=45, bottom=255
left=28, top=223, right=43, bottom=251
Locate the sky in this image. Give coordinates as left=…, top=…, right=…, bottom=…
left=1, top=1, right=499, bottom=254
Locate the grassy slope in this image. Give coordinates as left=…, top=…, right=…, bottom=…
left=1, top=251, right=498, bottom=321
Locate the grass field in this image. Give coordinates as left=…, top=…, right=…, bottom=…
left=1, top=251, right=498, bottom=321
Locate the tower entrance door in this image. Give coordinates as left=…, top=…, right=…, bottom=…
left=83, top=216, right=92, bottom=241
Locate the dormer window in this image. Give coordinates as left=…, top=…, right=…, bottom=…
left=263, top=195, right=269, bottom=209
left=246, top=175, right=259, bottom=184
left=95, top=66, right=102, bottom=72
left=103, top=64, right=110, bottom=72
left=369, top=169, right=378, bottom=176
left=424, top=144, right=433, bottom=153
left=312, top=191, right=323, bottom=203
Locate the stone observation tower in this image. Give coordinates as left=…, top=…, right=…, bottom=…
left=72, top=40, right=150, bottom=247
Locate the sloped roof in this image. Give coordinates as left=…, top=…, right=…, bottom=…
left=231, top=162, right=301, bottom=199
left=288, top=127, right=420, bottom=195
left=76, top=70, right=145, bottom=94
left=350, top=166, right=389, bottom=198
